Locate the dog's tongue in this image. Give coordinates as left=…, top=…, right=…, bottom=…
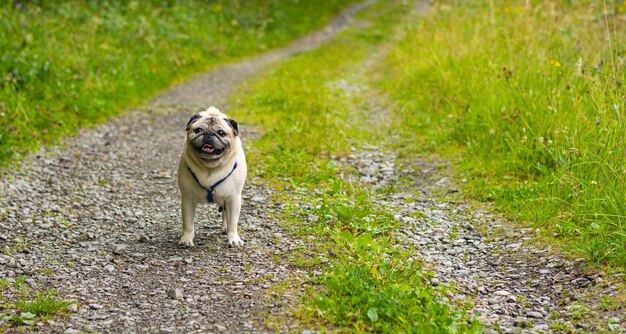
left=202, top=144, right=215, bottom=153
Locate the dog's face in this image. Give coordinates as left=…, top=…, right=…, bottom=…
left=185, top=107, right=239, bottom=163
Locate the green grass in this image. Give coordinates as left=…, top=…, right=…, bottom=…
left=0, top=0, right=358, bottom=163
left=232, top=1, right=480, bottom=332
left=377, top=1, right=626, bottom=267
left=1, top=277, right=73, bottom=328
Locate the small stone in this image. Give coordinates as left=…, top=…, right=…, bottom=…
left=430, top=278, right=440, bottom=286
left=532, top=324, right=550, bottom=331
left=160, top=328, right=174, bottom=334
left=513, top=317, right=528, bottom=328
left=89, top=303, right=103, bottom=310
left=301, top=330, right=317, bottom=334
left=250, top=195, right=264, bottom=202
left=215, top=324, right=227, bottom=331
left=67, top=303, right=78, bottom=312
left=494, top=290, right=511, bottom=296
left=113, top=244, right=127, bottom=255
left=527, top=311, right=544, bottom=318
left=64, top=329, right=81, bottom=334
left=167, top=288, right=183, bottom=300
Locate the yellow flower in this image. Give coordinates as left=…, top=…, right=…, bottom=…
left=215, top=4, right=222, bottom=12
left=549, top=59, right=561, bottom=67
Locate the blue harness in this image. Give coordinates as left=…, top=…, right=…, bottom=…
left=187, top=161, right=238, bottom=203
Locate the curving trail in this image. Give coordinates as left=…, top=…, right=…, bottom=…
left=1, top=0, right=623, bottom=333
left=0, top=2, right=375, bottom=333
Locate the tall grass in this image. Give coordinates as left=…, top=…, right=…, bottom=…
left=0, top=0, right=357, bottom=163
left=380, top=1, right=626, bottom=266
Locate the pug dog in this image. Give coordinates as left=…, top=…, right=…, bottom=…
left=178, top=106, right=247, bottom=247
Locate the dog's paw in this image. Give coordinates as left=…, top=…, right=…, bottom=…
left=227, top=233, right=244, bottom=247
left=178, top=234, right=195, bottom=247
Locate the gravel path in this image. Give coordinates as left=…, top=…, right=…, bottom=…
left=2, top=1, right=624, bottom=333
left=0, top=2, right=375, bottom=333
left=341, top=146, right=625, bottom=333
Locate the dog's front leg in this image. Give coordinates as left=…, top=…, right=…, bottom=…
left=179, top=197, right=197, bottom=247
left=225, top=197, right=243, bottom=247
left=221, top=206, right=229, bottom=234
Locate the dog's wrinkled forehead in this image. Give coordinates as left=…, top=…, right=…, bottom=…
left=185, top=106, right=240, bottom=136
left=186, top=107, right=225, bottom=130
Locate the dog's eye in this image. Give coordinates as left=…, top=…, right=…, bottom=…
left=218, top=130, right=227, bottom=137
left=193, top=128, right=203, bottom=134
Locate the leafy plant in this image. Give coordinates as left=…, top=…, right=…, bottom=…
left=0, top=277, right=73, bottom=327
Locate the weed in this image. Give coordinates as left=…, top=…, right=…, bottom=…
left=0, top=277, right=73, bottom=327
left=13, top=291, right=72, bottom=317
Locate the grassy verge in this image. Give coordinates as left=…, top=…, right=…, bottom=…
left=0, top=277, right=74, bottom=330
left=232, top=1, right=480, bottom=332
left=0, top=0, right=358, bottom=164
left=378, top=1, right=626, bottom=267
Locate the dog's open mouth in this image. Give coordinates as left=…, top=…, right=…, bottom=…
left=200, top=144, right=224, bottom=155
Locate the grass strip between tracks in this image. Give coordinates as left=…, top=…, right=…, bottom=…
left=232, top=1, right=481, bottom=332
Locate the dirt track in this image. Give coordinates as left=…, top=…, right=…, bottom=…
left=0, top=2, right=375, bottom=332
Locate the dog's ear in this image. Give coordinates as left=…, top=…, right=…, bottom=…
left=225, top=118, right=239, bottom=136
left=185, top=114, right=202, bottom=131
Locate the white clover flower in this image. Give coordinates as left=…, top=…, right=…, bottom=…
left=574, top=57, right=583, bottom=76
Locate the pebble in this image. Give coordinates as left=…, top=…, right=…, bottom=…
left=167, top=288, right=184, bottom=300
left=63, top=329, right=81, bottom=334
left=67, top=304, right=79, bottom=312
left=526, top=311, right=544, bottom=319
left=250, top=195, right=265, bottom=202
left=513, top=317, right=528, bottom=328
left=113, top=244, right=127, bottom=255
left=532, top=324, right=550, bottom=331
left=89, top=304, right=103, bottom=310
